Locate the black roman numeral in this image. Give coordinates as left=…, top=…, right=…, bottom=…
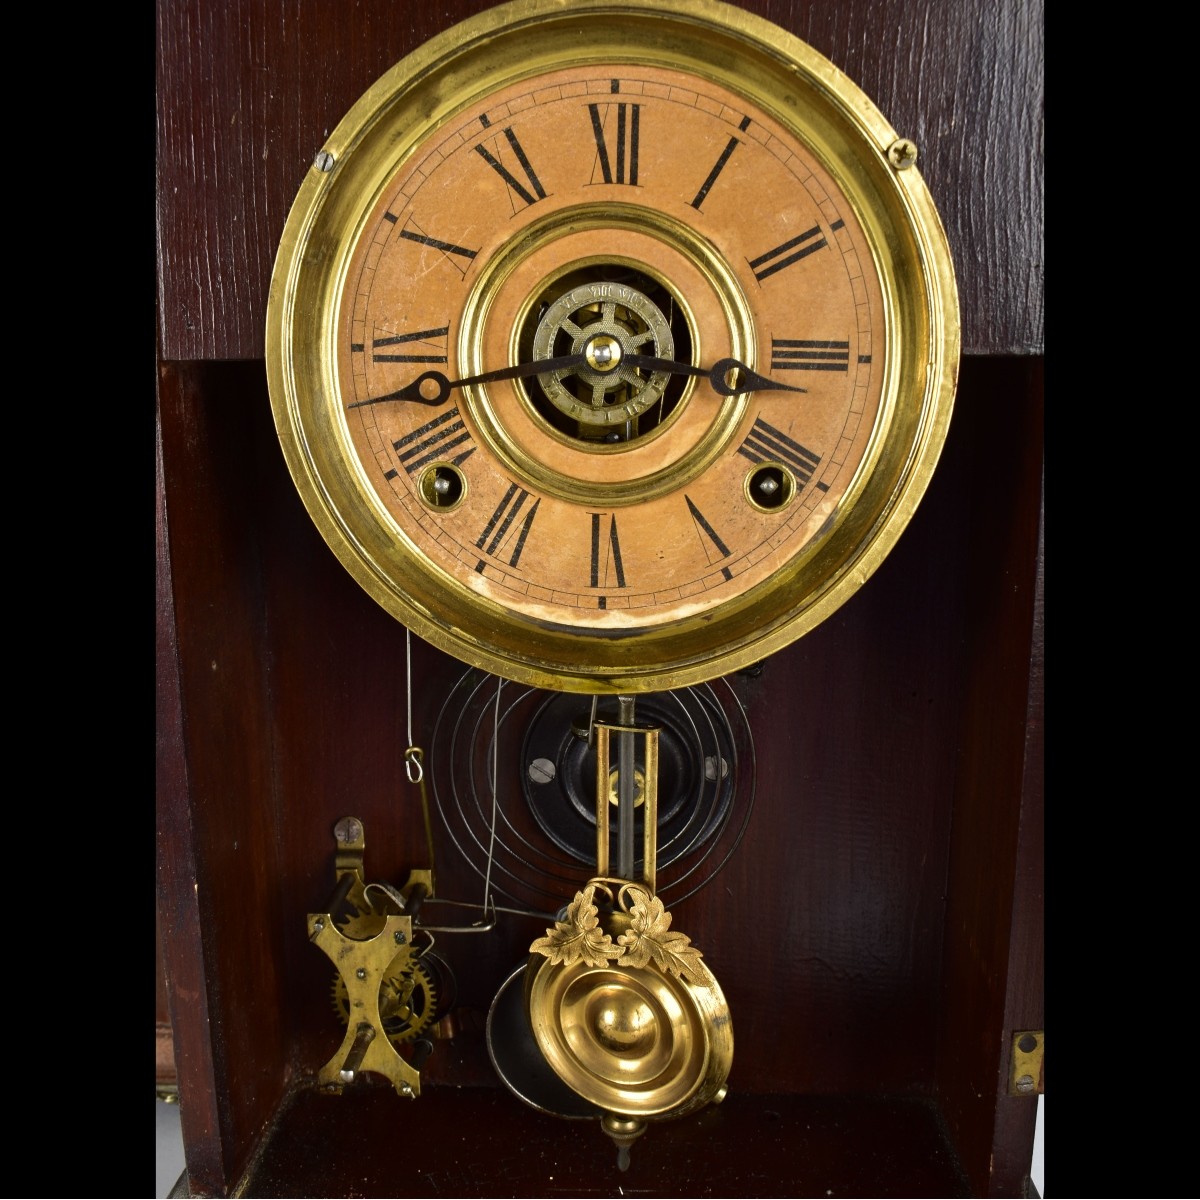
left=397, top=226, right=479, bottom=272
left=748, top=226, right=828, bottom=281
left=689, top=116, right=751, bottom=209
left=685, top=496, right=733, bottom=581
left=371, top=326, right=449, bottom=365
left=588, top=102, right=640, bottom=185
left=392, top=408, right=476, bottom=474
left=475, top=484, right=539, bottom=570
left=770, top=338, right=850, bottom=372
left=590, top=513, right=627, bottom=595
left=738, top=416, right=821, bottom=485
left=475, top=128, right=547, bottom=209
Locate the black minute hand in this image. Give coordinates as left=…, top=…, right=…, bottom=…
left=348, top=353, right=591, bottom=408
left=623, top=354, right=806, bottom=397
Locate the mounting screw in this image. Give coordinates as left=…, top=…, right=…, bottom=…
left=356, top=967, right=367, bottom=980
left=1015, top=1074, right=1036, bottom=1095
left=528, top=757, right=557, bottom=784
left=887, top=138, right=918, bottom=170
left=334, top=817, right=363, bottom=845
left=704, top=756, right=729, bottom=781
left=314, top=149, right=336, bottom=172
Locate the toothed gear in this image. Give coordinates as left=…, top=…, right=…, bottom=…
left=331, top=957, right=439, bottom=1044
left=335, top=909, right=386, bottom=939
left=332, top=892, right=388, bottom=941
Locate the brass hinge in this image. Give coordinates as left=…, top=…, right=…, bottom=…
left=1009, top=1030, right=1044, bottom=1096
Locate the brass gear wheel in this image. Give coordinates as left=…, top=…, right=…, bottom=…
left=331, top=956, right=440, bottom=1045
left=335, top=910, right=386, bottom=940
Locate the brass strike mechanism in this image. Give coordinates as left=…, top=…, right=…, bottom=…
left=308, top=735, right=498, bottom=1099
left=307, top=816, right=436, bottom=1099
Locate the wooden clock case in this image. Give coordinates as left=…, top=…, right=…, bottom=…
left=156, top=2, right=1043, bottom=1195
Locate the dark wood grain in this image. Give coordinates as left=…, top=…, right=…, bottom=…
left=154, top=0, right=1043, bottom=360
left=242, top=1086, right=970, bottom=1198
left=157, top=365, right=229, bottom=1189
left=156, top=910, right=178, bottom=1091
left=935, top=359, right=1045, bottom=1195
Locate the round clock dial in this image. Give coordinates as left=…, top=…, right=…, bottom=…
left=267, top=0, right=959, bottom=693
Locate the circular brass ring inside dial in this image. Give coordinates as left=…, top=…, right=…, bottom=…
left=459, top=203, right=753, bottom=507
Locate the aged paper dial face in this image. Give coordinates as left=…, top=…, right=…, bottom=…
left=267, top=1, right=959, bottom=691
left=342, top=64, right=883, bottom=632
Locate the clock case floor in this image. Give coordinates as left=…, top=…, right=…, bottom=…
left=163, top=1082, right=978, bottom=1198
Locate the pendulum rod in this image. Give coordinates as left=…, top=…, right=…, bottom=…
left=594, top=710, right=659, bottom=895
left=617, top=695, right=636, bottom=879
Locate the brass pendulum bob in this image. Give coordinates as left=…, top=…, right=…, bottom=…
left=526, top=698, right=733, bottom=1169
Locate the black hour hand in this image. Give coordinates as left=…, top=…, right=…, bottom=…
left=348, top=353, right=590, bottom=408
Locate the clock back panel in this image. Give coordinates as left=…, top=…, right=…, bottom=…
left=158, top=354, right=1041, bottom=1196
left=156, top=2, right=1043, bottom=1196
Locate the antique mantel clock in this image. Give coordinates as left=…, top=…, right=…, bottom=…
left=265, top=0, right=959, bottom=1161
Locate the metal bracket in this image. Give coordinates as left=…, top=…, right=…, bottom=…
left=1009, top=1030, right=1044, bottom=1096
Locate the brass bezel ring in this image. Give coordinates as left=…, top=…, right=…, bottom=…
left=265, top=0, right=960, bottom=693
